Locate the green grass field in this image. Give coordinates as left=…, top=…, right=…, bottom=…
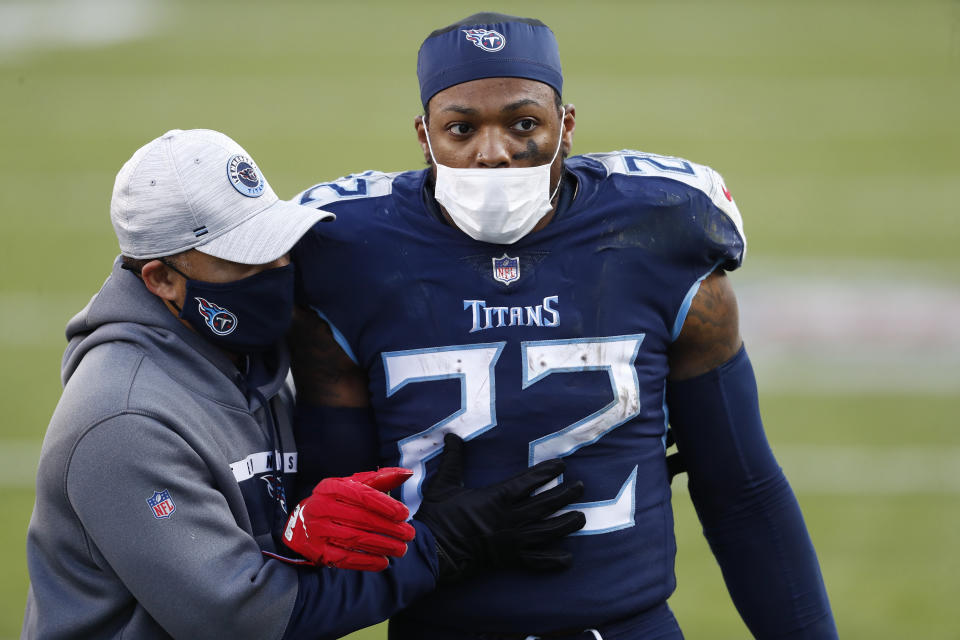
left=2, top=1, right=958, bottom=638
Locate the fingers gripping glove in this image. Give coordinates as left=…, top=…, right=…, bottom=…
left=413, top=433, right=586, bottom=582
left=283, top=468, right=416, bottom=571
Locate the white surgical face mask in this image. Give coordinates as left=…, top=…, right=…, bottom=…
left=424, top=109, right=565, bottom=245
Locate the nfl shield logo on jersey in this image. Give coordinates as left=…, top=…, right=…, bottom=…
left=147, top=489, right=176, bottom=519
left=492, top=254, right=520, bottom=285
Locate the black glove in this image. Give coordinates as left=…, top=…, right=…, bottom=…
left=413, top=433, right=586, bottom=582
left=665, top=427, right=686, bottom=484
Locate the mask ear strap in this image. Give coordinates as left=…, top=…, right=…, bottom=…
left=155, top=259, right=189, bottom=314
left=548, top=174, right=564, bottom=204
left=550, top=107, right=566, bottom=164
left=546, top=107, right=567, bottom=203
left=160, top=258, right=192, bottom=281
left=421, top=116, right=439, bottom=164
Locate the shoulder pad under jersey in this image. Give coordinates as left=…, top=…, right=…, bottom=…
left=583, top=150, right=746, bottom=260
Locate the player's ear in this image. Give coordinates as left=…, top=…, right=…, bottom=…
left=414, top=115, right=431, bottom=165
left=140, top=260, right=181, bottom=304
left=561, top=104, right=576, bottom=157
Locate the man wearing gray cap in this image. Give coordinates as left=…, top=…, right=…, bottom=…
left=22, top=128, right=584, bottom=639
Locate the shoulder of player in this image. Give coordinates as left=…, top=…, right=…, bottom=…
left=292, top=169, right=417, bottom=211
left=572, top=150, right=735, bottom=211
left=569, top=150, right=747, bottom=270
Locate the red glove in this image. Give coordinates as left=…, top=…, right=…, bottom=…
left=283, top=467, right=416, bottom=571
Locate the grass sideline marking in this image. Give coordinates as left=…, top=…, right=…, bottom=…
left=5, top=439, right=960, bottom=494
left=735, top=259, right=960, bottom=393
left=670, top=444, right=960, bottom=495
left=0, top=0, right=162, bottom=58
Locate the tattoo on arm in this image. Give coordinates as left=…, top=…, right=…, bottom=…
left=287, top=306, right=369, bottom=407
left=667, top=270, right=743, bottom=381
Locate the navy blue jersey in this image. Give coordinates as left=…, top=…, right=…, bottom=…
left=292, top=150, right=745, bottom=632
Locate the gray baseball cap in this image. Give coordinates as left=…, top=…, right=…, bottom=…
left=110, top=129, right=334, bottom=264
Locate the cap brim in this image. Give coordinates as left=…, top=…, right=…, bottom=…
left=195, top=199, right=334, bottom=265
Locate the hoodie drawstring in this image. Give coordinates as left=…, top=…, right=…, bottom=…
left=247, top=385, right=290, bottom=542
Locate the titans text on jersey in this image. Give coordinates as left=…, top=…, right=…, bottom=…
left=292, top=149, right=745, bottom=632
left=464, top=295, right=560, bottom=332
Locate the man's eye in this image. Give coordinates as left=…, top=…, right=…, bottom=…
left=511, top=119, right=537, bottom=132
left=447, top=123, right=473, bottom=135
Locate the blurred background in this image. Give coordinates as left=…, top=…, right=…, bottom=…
left=2, top=0, right=958, bottom=637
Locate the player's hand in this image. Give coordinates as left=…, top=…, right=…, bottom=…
left=413, top=433, right=586, bottom=582
left=283, top=467, right=416, bottom=571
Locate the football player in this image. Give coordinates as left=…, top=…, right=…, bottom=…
left=290, top=12, right=838, bottom=640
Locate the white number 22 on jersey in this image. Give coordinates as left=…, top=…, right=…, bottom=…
left=382, top=335, right=644, bottom=536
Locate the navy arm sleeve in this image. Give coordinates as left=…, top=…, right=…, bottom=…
left=292, top=403, right=381, bottom=501
left=666, top=347, right=838, bottom=639
left=283, top=521, right=438, bottom=640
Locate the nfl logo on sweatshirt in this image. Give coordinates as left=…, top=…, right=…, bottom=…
left=147, top=489, right=176, bottom=519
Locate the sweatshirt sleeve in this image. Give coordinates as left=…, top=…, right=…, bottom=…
left=66, top=414, right=438, bottom=640
left=67, top=414, right=300, bottom=639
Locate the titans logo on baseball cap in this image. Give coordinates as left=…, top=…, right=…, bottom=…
left=110, top=129, right=334, bottom=265
left=227, top=154, right=265, bottom=197
left=417, top=12, right=563, bottom=108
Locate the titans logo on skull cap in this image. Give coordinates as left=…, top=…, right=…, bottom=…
left=227, top=154, right=265, bottom=197
left=463, top=29, right=506, bottom=52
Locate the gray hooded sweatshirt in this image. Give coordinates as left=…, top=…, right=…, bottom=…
left=22, top=258, right=437, bottom=640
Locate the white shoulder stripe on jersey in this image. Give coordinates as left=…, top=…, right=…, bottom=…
left=586, top=150, right=747, bottom=260
left=295, top=170, right=402, bottom=209
left=229, top=450, right=298, bottom=483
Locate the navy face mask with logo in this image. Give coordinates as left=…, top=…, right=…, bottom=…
left=165, top=262, right=296, bottom=354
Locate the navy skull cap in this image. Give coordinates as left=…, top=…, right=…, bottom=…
left=417, top=12, right=563, bottom=109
